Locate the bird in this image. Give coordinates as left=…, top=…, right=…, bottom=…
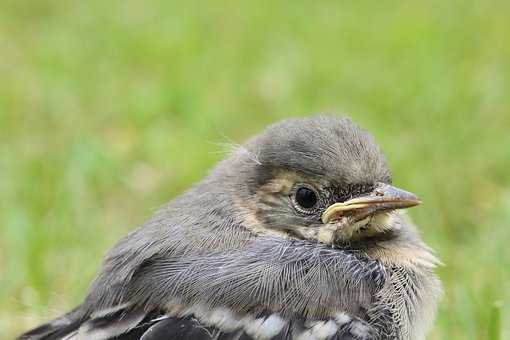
left=19, top=116, right=442, bottom=340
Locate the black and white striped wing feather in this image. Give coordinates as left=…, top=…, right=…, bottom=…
left=19, top=307, right=376, bottom=340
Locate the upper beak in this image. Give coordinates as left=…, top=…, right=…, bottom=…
left=321, top=182, right=421, bottom=224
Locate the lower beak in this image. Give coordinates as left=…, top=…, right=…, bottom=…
left=321, top=182, right=421, bottom=224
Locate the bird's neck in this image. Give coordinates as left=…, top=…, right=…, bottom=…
left=350, top=224, right=441, bottom=271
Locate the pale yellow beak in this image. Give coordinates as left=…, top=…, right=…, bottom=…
left=321, top=182, right=421, bottom=224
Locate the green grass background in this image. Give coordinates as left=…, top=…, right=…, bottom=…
left=1, top=1, right=509, bottom=339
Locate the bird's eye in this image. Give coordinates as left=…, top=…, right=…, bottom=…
left=294, top=186, right=318, bottom=210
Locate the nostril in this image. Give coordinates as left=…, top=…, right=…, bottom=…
left=375, top=190, right=384, bottom=197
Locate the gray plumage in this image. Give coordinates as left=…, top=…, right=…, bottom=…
left=20, top=116, right=442, bottom=340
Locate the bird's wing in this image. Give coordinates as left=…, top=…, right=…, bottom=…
left=121, top=313, right=377, bottom=340
left=19, top=236, right=386, bottom=340
left=19, top=301, right=378, bottom=340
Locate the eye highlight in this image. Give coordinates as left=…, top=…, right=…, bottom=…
left=294, top=186, right=318, bottom=210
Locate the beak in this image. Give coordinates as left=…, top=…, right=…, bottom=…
left=321, top=182, right=421, bottom=224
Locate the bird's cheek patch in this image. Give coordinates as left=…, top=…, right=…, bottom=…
left=294, top=219, right=355, bottom=245
left=317, top=215, right=385, bottom=245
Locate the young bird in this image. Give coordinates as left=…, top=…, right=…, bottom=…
left=20, top=116, right=442, bottom=340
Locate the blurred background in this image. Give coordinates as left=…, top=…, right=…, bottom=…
left=1, top=1, right=509, bottom=339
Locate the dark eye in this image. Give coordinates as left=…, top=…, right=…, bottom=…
left=295, top=187, right=318, bottom=209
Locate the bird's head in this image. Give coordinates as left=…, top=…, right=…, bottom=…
left=224, top=116, right=421, bottom=246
